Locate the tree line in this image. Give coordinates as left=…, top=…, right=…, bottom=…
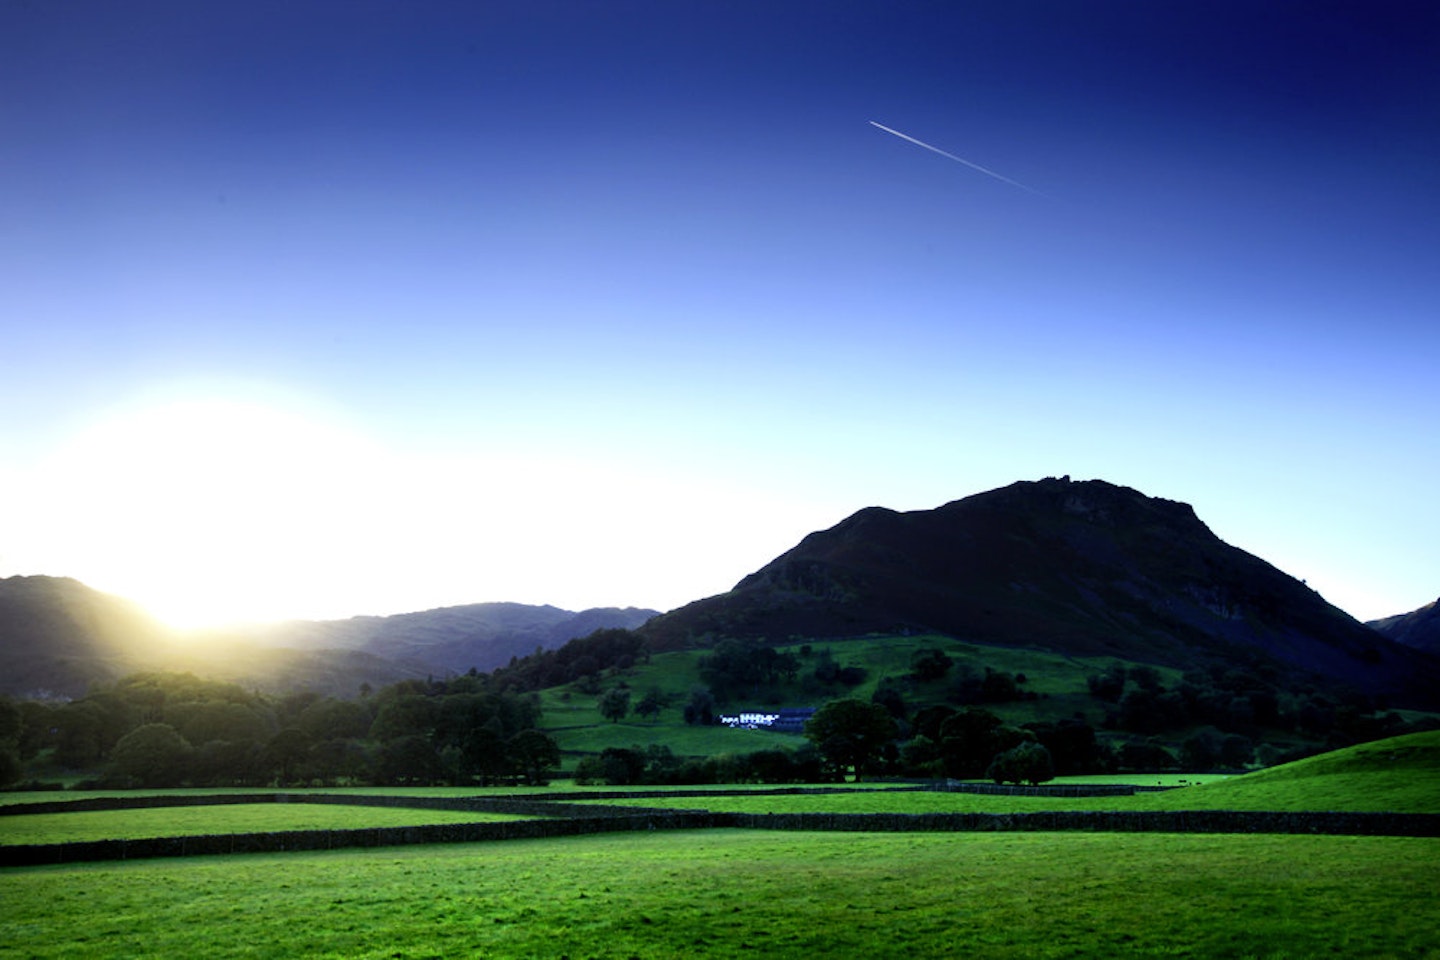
left=0, top=669, right=561, bottom=790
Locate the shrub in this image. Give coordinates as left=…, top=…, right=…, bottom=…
left=987, top=741, right=1055, bottom=785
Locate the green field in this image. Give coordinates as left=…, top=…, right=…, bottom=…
left=545, top=730, right=1440, bottom=816
left=3, top=830, right=1436, bottom=959
left=0, top=803, right=531, bottom=847
left=3, top=732, right=1436, bottom=958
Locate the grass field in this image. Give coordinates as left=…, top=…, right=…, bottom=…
left=2, top=733, right=1437, bottom=957
left=0, top=804, right=532, bottom=847
left=3, top=830, right=1436, bottom=959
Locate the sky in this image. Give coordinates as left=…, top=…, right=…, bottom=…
left=2, top=1, right=1437, bottom=629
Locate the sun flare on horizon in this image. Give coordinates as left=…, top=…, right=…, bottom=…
left=7, top=394, right=403, bottom=630
left=4, top=389, right=826, bottom=631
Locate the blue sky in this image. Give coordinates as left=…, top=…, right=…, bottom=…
left=2, top=2, right=1436, bottom=627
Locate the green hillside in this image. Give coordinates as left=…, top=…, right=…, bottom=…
left=568, top=731, right=1440, bottom=815
left=1133, top=729, right=1440, bottom=813
left=536, top=633, right=1163, bottom=762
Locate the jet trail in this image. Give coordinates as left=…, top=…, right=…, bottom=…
left=869, top=121, right=1045, bottom=197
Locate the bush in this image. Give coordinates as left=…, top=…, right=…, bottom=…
left=987, top=741, right=1055, bottom=785
left=108, top=723, right=194, bottom=787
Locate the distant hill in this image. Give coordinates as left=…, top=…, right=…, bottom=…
left=1369, top=599, right=1440, bottom=654
left=210, top=602, right=660, bottom=674
left=641, top=477, right=1440, bottom=708
left=0, top=575, right=657, bottom=699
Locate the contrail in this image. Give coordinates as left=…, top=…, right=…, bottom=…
left=869, top=120, right=1046, bottom=197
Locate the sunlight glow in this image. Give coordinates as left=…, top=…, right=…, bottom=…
left=14, top=395, right=392, bottom=629
left=5, top=388, right=836, bottom=630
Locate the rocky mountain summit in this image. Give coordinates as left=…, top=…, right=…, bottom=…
left=642, top=477, right=1438, bottom=707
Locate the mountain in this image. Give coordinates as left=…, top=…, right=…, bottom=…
left=208, top=602, right=659, bottom=675
left=641, top=477, right=1439, bottom=708
left=1369, top=599, right=1440, bottom=654
left=0, top=576, right=175, bottom=698
left=0, top=575, right=658, bottom=699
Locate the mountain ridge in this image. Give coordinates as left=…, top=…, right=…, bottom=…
left=201, top=601, right=660, bottom=674
left=0, top=575, right=657, bottom=698
left=640, top=477, right=1438, bottom=707
left=1369, top=598, right=1440, bottom=654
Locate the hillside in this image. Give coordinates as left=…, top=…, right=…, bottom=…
left=0, top=576, right=175, bottom=698
left=1369, top=598, right=1440, bottom=654
left=207, top=602, right=660, bottom=674
left=641, top=478, right=1440, bottom=707
left=0, top=575, right=657, bottom=699
left=1135, top=730, right=1440, bottom=813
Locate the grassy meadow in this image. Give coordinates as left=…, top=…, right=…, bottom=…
left=0, top=803, right=532, bottom=847
left=3, top=830, right=1437, bottom=959
left=3, top=732, right=1438, bottom=958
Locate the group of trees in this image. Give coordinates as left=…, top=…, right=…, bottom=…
left=907, top=647, right=1033, bottom=707
left=487, top=628, right=650, bottom=693
left=1088, top=661, right=1411, bottom=748
left=696, top=639, right=870, bottom=703
left=797, top=699, right=1062, bottom=784
left=572, top=743, right=826, bottom=786
left=1, top=670, right=561, bottom=790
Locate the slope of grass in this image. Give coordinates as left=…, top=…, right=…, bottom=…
left=539, top=633, right=1174, bottom=760
left=570, top=731, right=1440, bottom=815
left=1129, top=729, right=1440, bottom=814
left=0, top=804, right=531, bottom=846
left=3, top=830, right=1436, bottom=958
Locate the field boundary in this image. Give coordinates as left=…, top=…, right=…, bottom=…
left=4, top=796, right=1439, bottom=867
left=0, top=781, right=1166, bottom=819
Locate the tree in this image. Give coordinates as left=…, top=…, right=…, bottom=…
left=1220, top=733, right=1255, bottom=769
left=699, top=638, right=799, bottom=700
left=1087, top=663, right=1127, bottom=703
left=507, top=730, right=561, bottom=786
left=0, top=696, right=19, bottom=788
left=987, top=741, right=1054, bottom=785
left=937, top=707, right=1005, bottom=779
left=263, top=727, right=314, bottom=785
left=599, top=685, right=631, bottom=723
left=870, top=678, right=907, bottom=719
left=108, top=723, right=194, bottom=787
left=374, top=734, right=442, bottom=785
left=683, top=686, right=716, bottom=726
left=0, top=695, right=21, bottom=745
left=596, top=747, right=646, bottom=785
left=298, top=698, right=373, bottom=742
left=910, top=648, right=953, bottom=682
left=1026, top=718, right=1105, bottom=776
left=0, top=745, right=21, bottom=788
left=192, top=738, right=265, bottom=786
left=634, top=688, right=664, bottom=721
left=804, top=699, right=897, bottom=781
left=369, top=695, right=438, bottom=742
left=980, top=668, right=1021, bottom=703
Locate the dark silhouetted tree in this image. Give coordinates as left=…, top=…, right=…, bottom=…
left=987, top=741, right=1054, bottom=785
left=804, top=698, right=897, bottom=781
left=910, top=648, right=954, bottom=682
left=683, top=686, right=716, bottom=726
left=508, top=730, right=560, bottom=786
left=635, top=688, right=664, bottom=721
left=599, top=685, right=631, bottom=723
